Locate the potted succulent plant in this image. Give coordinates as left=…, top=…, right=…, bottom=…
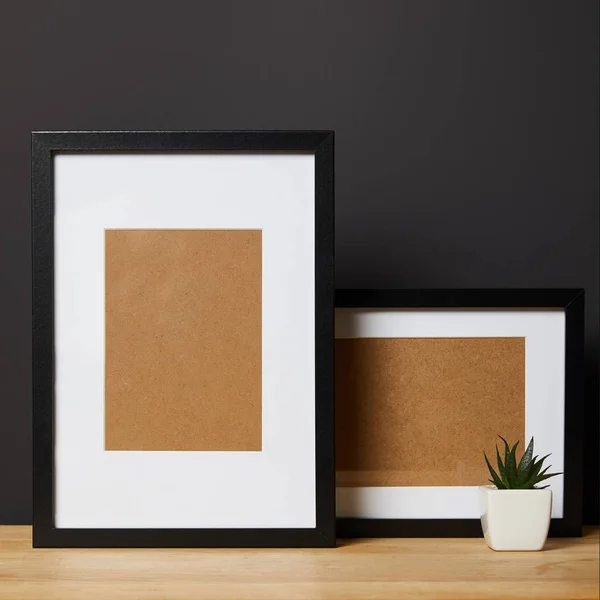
left=480, top=436, right=561, bottom=551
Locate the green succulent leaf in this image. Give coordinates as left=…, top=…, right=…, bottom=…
left=518, top=437, right=535, bottom=474
left=498, top=435, right=510, bottom=459
left=515, top=439, right=536, bottom=486
left=498, top=436, right=512, bottom=486
left=484, top=452, right=505, bottom=489
left=505, top=441, right=519, bottom=486
left=528, top=465, right=562, bottom=488
left=495, top=445, right=508, bottom=487
left=528, top=454, right=551, bottom=480
left=531, top=473, right=561, bottom=487
left=517, top=466, right=561, bottom=489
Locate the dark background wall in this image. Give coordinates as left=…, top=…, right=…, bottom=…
left=1, top=1, right=598, bottom=524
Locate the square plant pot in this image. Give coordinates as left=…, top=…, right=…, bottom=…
left=479, top=486, right=552, bottom=551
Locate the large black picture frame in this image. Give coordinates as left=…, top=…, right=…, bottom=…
left=335, top=289, right=584, bottom=538
left=32, top=130, right=335, bottom=548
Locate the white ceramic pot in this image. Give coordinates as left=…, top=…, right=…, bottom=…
left=479, top=486, right=552, bottom=551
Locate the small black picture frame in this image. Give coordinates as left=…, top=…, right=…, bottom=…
left=335, top=289, right=584, bottom=538
left=32, top=131, right=335, bottom=548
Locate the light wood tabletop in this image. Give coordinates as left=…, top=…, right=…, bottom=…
left=0, top=526, right=597, bottom=600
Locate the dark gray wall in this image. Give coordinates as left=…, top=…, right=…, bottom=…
left=1, top=1, right=598, bottom=524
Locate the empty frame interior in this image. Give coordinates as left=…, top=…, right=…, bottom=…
left=336, top=337, right=525, bottom=487
left=105, top=229, right=262, bottom=451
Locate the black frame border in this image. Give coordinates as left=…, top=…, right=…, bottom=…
left=32, top=131, right=335, bottom=548
left=335, top=288, right=584, bottom=538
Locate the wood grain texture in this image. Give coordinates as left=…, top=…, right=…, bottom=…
left=0, top=527, right=597, bottom=600
left=105, top=229, right=262, bottom=451
left=336, top=338, right=525, bottom=486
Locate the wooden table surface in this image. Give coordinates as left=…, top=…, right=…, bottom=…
left=0, top=526, right=597, bottom=600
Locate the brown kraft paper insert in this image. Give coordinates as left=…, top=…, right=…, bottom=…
left=336, top=338, right=525, bottom=486
left=105, top=229, right=262, bottom=451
